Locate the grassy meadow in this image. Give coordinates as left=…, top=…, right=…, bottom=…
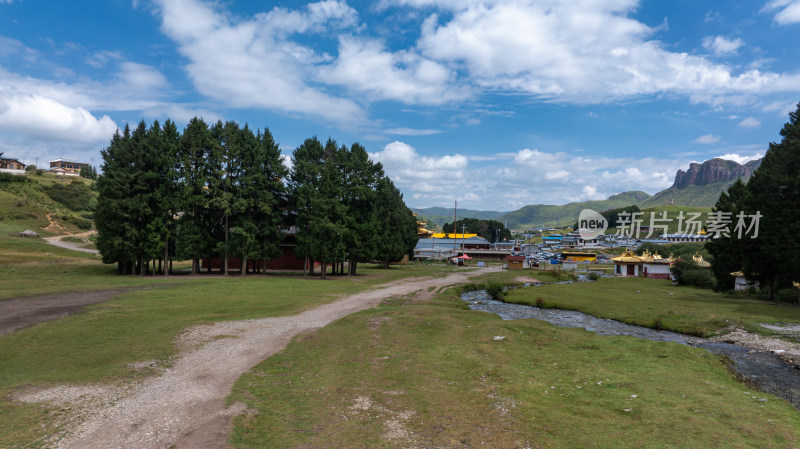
left=228, top=285, right=800, bottom=448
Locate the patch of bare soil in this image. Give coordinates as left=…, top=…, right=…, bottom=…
left=0, top=289, right=132, bottom=336
left=21, top=268, right=499, bottom=449
left=710, top=326, right=800, bottom=368
left=513, top=276, right=542, bottom=284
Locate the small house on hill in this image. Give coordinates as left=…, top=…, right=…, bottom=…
left=639, top=251, right=673, bottom=280
left=0, top=157, right=26, bottom=175
left=49, top=158, right=88, bottom=176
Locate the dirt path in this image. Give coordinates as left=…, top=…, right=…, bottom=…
left=21, top=268, right=498, bottom=449
left=43, top=231, right=98, bottom=254
left=0, top=289, right=133, bottom=336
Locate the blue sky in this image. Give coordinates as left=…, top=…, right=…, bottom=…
left=2, top=0, right=800, bottom=211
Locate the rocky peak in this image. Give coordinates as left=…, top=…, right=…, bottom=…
left=673, top=158, right=751, bottom=188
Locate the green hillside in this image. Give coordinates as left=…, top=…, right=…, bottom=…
left=412, top=206, right=504, bottom=229
left=0, top=172, right=96, bottom=236
left=639, top=176, right=756, bottom=208
left=498, top=191, right=651, bottom=230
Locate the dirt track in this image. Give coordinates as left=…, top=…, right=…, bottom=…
left=0, top=289, right=132, bottom=336
left=15, top=268, right=497, bottom=449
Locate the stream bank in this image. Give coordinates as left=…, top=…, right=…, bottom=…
left=462, top=290, right=800, bottom=410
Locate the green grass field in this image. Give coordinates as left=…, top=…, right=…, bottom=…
left=228, top=287, right=800, bottom=448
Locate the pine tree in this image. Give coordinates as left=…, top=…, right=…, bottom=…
left=375, top=177, right=419, bottom=268
left=742, top=103, right=800, bottom=298
left=96, top=125, right=136, bottom=273
left=289, top=137, right=325, bottom=276
left=706, top=178, right=750, bottom=291
left=308, top=139, right=347, bottom=279
left=176, top=117, right=217, bottom=274
left=341, top=143, right=383, bottom=275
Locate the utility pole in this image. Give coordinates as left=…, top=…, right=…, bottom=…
left=453, top=200, right=457, bottom=256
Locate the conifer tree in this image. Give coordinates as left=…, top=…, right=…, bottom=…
left=741, top=103, right=800, bottom=298
left=176, top=117, right=217, bottom=274
left=289, top=137, right=325, bottom=276
left=341, top=142, right=383, bottom=275
left=375, top=176, right=419, bottom=268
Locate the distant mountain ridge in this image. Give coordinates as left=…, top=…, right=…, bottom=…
left=673, top=158, right=750, bottom=188
left=640, top=157, right=761, bottom=208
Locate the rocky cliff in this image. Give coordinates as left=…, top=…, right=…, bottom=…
left=673, top=158, right=750, bottom=188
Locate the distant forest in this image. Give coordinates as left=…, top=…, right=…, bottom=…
left=95, top=118, right=418, bottom=278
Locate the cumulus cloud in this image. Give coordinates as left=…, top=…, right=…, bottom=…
left=738, top=117, right=761, bottom=128
left=318, top=37, right=469, bottom=104
left=0, top=94, right=117, bottom=143
left=154, top=0, right=366, bottom=124
left=702, top=36, right=744, bottom=56
left=717, top=152, right=765, bottom=165
left=763, top=0, right=800, bottom=25
left=693, top=134, right=721, bottom=144
left=376, top=141, right=685, bottom=210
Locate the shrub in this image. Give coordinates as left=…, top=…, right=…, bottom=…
left=61, top=214, right=93, bottom=230
left=0, top=173, right=29, bottom=183
left=775, top=288, right=800, bottom=304
left=43, top=181, right=95, bottom=211
left=588, top=272, right=600, bottom=281
left=485, top=281, right=505, bottom=300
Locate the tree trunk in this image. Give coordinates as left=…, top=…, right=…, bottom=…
left=158, top=258, right=162, bottom=275
left=191, top=257, right=198, bottom=275
left=163, top=237, right=169, bottom=276
left=321, top=262, right=327, bottom=280
left=241, top=255, right=248, bottom=276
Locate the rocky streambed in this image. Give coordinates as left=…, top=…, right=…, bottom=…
left=461, top=290, right=800, bottom=410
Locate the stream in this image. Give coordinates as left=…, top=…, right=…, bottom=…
left=461, top=290, right=800, bottom=409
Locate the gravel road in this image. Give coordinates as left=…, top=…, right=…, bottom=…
left=23, top=268, right=497, bottom=449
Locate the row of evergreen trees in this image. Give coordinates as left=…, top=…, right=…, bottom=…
left=707, top=103, right=800, bottom=299
left=95, top=117, right=418, bottom=277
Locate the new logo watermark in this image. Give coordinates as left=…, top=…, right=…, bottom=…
left=578, top=209, right=608, bottom=239
left=574, top=209, right=762, bottom=239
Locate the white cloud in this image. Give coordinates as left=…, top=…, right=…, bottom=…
left=384, top=127, right=442, bottom=136
left=154, top=0, right=366, bottom=125
left=382, top=141, right=685, bottom=210
left=693, top=134, right=721, bottom=144
left=318, top=37, right=470, bottom=104
left=0, top=94, right=117, bottom=143
left=717, top=152, right=765, bottom=165
left=763, top=0, right=800, bottom=25
left=738, top=117, right=762, bottom=128
left=702, top=36, right=744, bottom=56
left=118, top=62, right=169, bottom=90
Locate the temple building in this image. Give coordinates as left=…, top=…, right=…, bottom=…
left=611, top=249, right=674, bottom=279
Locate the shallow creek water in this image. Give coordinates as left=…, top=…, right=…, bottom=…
left=461, top=290, right=800, bottom=409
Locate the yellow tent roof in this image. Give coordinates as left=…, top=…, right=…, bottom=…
left=431, top=233, right=479, bottom=239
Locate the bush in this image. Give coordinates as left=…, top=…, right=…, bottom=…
left=61, top=214, right=93, bottom=230
left=485, top=280, right=505, bottom=300
left=671, top=258, right=715, bottom=289
left=587, top=272, right=600, bottom=281
left=0, top=173, right=29, bottom=183
left=775, top=288, right=800, bottom=304
left=43, top=181, right=95, bottom=211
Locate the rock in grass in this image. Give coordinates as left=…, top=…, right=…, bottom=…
left=493, top=336, right=506, bottom=341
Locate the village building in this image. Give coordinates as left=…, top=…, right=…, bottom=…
left=730, top=271, right=760, bottom=292
left=639, top=251, right=674, bottom=279
left=504, top=255, right=525, bottom=270
left=0, top=157, right=26, bottom=175
left=611, top=249, right=643, bottom=277
left=49, top=158, right=89, bottom=176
